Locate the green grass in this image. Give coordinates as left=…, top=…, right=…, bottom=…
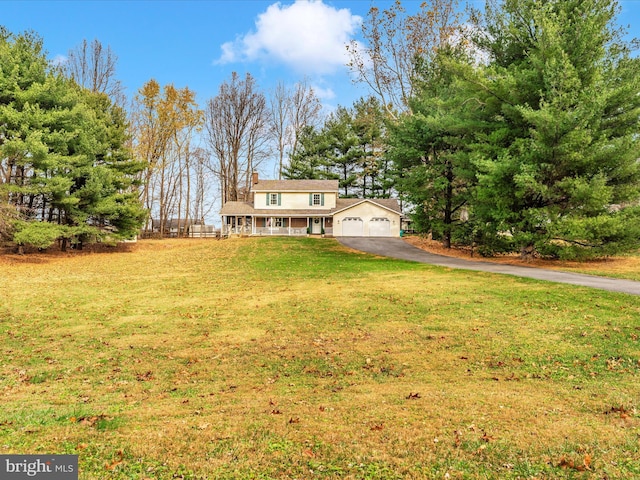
left=1, top=237, right=639, bottom=479
left=547, top=257, right=640, bottom=282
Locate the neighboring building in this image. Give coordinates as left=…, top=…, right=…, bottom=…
left=150, top=218, right=217, bottom=238
left=220, top=173, right=402, bottom=237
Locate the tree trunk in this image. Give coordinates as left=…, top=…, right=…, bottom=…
left=520, top=244, right=536, bottom=260
left=442, top=159, right=453, bottom=249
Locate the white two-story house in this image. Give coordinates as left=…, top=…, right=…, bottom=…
left=220, top=173, right=402, bottom=237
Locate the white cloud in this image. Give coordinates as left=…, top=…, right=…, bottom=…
left=217, top=0, right=362, bottom=75
left=51, top=54, right=68, bottom=67
left=309, top=83, right=335, bottom=100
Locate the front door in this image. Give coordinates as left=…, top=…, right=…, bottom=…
left=311, top=217, right=322, bottom=234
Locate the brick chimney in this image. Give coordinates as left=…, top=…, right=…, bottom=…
left=250, top=172, right=258, bottom=203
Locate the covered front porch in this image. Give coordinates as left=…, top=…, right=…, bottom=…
left=221, top=215, right=333, bottom=236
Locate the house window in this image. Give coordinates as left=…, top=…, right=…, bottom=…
left=274, top=218, right=284, bottom=227
left=269, top=193, right=279, bottom=206
left=309, top=193, right=324, bottom=206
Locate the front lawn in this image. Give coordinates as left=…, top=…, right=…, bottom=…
left=1, top=238, right=638, bottom=479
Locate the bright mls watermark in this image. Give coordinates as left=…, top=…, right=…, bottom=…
left=1, top=455, right=78, bottom=479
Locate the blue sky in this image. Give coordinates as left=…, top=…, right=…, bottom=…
left=3, top=0, right=638, bottom=114
left=2, top=0, right=398, bottom=110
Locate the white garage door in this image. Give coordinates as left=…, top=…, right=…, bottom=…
left=342, top=217, right=363, bottom=236
left=369, top=217, right=391, bottom=237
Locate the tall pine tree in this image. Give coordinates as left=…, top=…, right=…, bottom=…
left=1, top=29, right=145, bottom=252
left=468, top=0, right=640, bottom=258
left=389, top=47, right=478, bottom=248
left=283, top=126, right=336, bottom=180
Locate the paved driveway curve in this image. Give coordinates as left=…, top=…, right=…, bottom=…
left=337, top=237, right=640, bottom=296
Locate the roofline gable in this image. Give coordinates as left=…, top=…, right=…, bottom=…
left=252, top=179, right=339, bottom=193
left=252, top=187, right=338, bottom=192
left=332, top=199, right=401, bottom=216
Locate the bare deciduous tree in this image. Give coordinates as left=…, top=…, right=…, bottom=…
left=132, top=80, right=202, bottom=236
left=288, top=80, right=323, bottom=164
left=346, top=0, right=460, bottom=117
left=204, top=72, right=269, bottom=204
left=270, top=81, right=290, bottom=181
left=269, top=79, right=322, bottom=179
left=191, top=147, right=217, bottom=225
left=65, top=38, right=126, bottom=105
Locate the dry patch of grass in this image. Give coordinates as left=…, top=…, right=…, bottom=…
left=1, top=237, right=639, bottom=479
left=404, top=235, right=640, bottom=281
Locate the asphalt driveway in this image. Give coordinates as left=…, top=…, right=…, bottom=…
left=337, top=237, right=640, bottom=296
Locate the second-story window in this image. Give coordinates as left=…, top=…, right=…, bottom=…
left=269, top=193, right=279, bottom=206
left=312, top=193, right=321, bottom=206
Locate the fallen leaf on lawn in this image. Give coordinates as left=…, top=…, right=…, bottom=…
left=105, top=450, right=123, bottom=471
left=481, top=431, right=494, bottom=442
left=605, top=405, right=628, bottom=417
left=76, top=414, right=110, bottom=428
left=558, top=455, right=590, bottom=472
left=135, top=371, right=154, bottom=381
left=406, top=392, right=421, bottom=400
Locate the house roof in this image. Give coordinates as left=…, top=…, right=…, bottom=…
left=333, top=198, right=402, bottom=215
left=253, top=179, right=339, bottom=192
left=220, top=198, right=402, bottom=217
left=220, top=201, right=333, bottom=217
left=220, top=202, right=255, bottom=215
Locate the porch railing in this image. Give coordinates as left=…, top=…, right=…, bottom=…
left=254, top=227, right=307, bottom=236
left=221, top=225, right=252, bottom=236
left=221, top=225, right=333, bottom=236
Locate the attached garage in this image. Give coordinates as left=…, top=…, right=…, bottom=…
left=342, top=217, right=364, bottom=236
left=333, top=199, right=402, bottom=238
